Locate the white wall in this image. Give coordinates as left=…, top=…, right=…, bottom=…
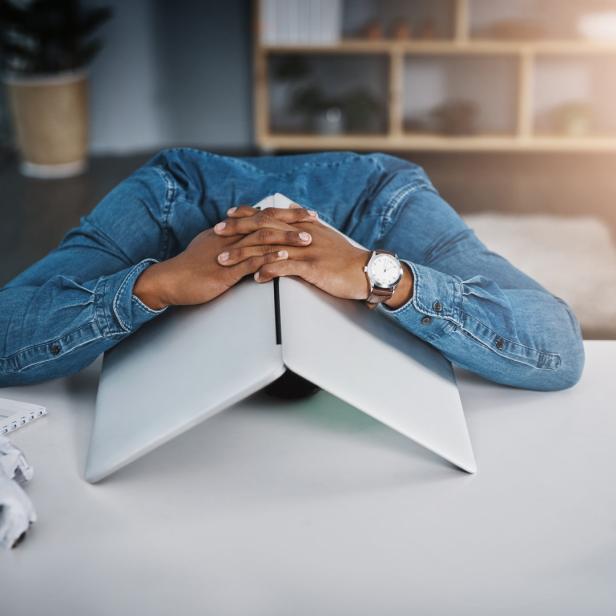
left=85, top=0, right=252, bottom=153
left=86, top=0, right=164, bottom=152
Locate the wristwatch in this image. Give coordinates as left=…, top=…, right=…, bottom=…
left=363, top=249, right=404, bottom=310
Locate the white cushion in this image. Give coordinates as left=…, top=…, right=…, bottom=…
left=462, top=214, right=616, bottom=338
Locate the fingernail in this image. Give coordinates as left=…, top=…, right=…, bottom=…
left=254, top=272, right=260, bottom=281
left=308, top=210, right=318, bottom=217
left=218, top=251, right=229, bottom=262
left=227, top=207, right=237, bottom=215
left=278, top=250, right=288, bottom=259
left=299, top=232, right=311, bottom=242
left=214, top=222, right=226, bottom=232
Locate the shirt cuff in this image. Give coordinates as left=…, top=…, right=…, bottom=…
left=95, top=259, right=167, bottom=335
left=377, top=260, right=463, bottom=342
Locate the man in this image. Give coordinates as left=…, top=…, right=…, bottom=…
left=0, top=149, right=584, bottom=390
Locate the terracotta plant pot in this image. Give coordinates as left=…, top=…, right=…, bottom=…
left=4, top=71, right=88, bottom=178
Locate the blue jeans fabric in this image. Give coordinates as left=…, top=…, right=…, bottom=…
left=0, top=149, right=584, bottom=390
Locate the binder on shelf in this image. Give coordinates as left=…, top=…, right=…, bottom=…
left=260, top=0, right=342, bottom=45
left=0, top=397, right=48, bottom=435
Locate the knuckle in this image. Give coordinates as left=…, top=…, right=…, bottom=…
left=258, top=228, right=273, bottom=242
left=247, top=256, right=262, bottom=270
left=286, top=230, right=299, bottom=243
left=259, top=264, right=274, bottom=277
left=228, top=247, right=242, bottom=261
left=258, top=209, right=275, bottom=222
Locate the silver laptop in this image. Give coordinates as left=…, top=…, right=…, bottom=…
left=85, top=194, right=476, bottom=482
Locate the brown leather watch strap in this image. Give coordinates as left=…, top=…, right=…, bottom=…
left=366, top=286, right=393, bottom=310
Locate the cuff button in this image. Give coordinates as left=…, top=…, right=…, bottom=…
left=421, top=315, right=432, bottom=325
left=433, top=301, right=443, bottom=313
left=50, top=343, right=61, bottom=356
left=495, top=337, right=505, bottom=350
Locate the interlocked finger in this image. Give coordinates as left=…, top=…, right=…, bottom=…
left=224, top=205, right=260, bottom=218
left=214, top=206, right=317, bottom=236
left=218, top=244, right=294, bottom=266
left=229, top=250, right=290, bottom=281
left=254, top=259, right=311, bottom=283
left=236, top=227, right=312, bottom=248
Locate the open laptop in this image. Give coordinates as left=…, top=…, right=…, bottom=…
left=85, top=194, right=476, bottom=482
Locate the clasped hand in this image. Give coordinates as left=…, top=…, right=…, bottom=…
left=134, top=203, right=372, bottom=310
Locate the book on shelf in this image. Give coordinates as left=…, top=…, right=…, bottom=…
left=260, top=0, right=342, bottom=45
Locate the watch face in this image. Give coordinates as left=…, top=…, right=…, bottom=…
left=367, top=253, right=402, bottom=287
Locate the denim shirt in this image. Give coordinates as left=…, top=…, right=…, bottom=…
left=0, top=149, right=584, bottom=390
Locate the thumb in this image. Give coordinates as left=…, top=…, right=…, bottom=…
left=255, top=259, right=310, bottom=283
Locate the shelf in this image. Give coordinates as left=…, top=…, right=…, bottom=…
left=263, top=40, right=616, bottom=56
left=403, top=55, right=518, bottom=136
left=260, top=133, right=616, bottom=152
left=255, top=0, right=616, bottom=152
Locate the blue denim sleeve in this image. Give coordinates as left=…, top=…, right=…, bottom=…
left=98, top=259, right=167, bottom=334
left=377, top=261, right=584, bottom=391
left=0, top=259, right=165, bottom=386
left=0, top=157, right=183, bottom=387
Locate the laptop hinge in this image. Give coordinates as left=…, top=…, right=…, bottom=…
left=273, top=278, right=282, bottom=345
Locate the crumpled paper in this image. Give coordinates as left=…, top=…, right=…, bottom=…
left=0, top=435, right=36, bottom=549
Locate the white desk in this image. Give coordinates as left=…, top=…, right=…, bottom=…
left=1, top=341, right=615, bottom=616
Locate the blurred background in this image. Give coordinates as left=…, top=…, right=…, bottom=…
left=1, top=0, right=615, bottom=338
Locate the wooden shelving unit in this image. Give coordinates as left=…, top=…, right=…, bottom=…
left=254, top=0, right=616, bottom=152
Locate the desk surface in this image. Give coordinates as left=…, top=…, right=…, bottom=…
left=1, top=341, right=615, bottom=616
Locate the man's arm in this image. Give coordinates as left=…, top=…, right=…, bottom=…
left=0, top=159, right=317, bottom=386
left=372, top=177, right=585, bottom=392
left=215, top=185, right=584, bottom=392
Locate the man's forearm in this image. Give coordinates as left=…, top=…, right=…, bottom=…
left=133, top=261, right=172, bottom=311
left=377, top=260, right=584, bottom=391
left=0, top=262, right=163, bottom=387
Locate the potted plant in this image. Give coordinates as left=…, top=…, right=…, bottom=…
left=0, top=0, right=111, bottom=177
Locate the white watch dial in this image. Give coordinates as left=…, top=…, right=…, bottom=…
left=368, top=253, right=402, bottom=287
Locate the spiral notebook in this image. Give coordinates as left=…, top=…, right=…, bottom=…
left=0, top=397, right=48, bottom=435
